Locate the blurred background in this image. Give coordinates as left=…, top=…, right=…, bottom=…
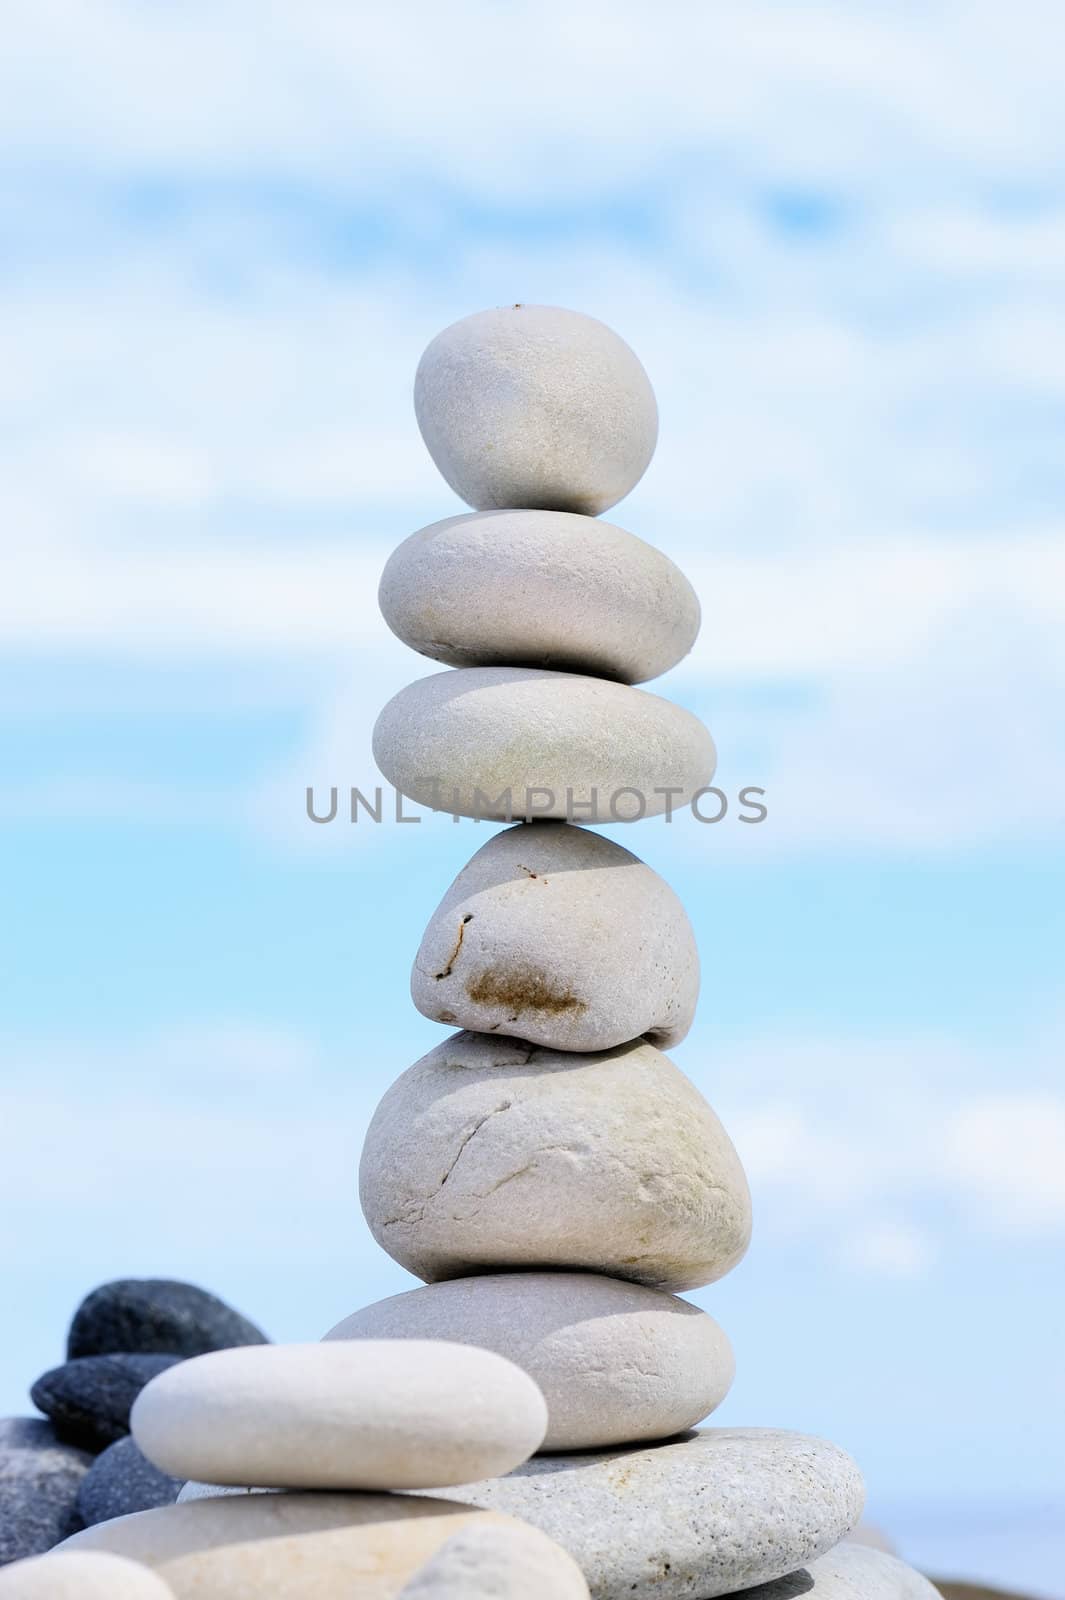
left=2, top=3, right=1063, bottom=1593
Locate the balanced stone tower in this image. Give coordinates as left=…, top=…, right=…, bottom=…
left=331, top=304, right=883, bottom=1596
left=31, top=306, right=941, bottom=1600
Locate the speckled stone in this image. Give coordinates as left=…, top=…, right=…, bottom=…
left=0, top=1550, right=175, bottom=1597
left=430, top=1428, right=865, bottom=1600
left=60, top=1493, right=581, bottom=1598
left=735, top=1542, right=940, bottom=1599
left=398, top=1522, right=589, bottom=1599
left=77, top=1437, right=182, bottom=1527
left=412, top=823, right=698, bottom=1051
left=132, top=1341, right=546, bottom=1491
left=359, top=1033, right=751, bottom=1293
left=414, top=305, right=658, bottom=516
left=372, top=666, right=716, bottom=822
left=67, top=1280, right=267, bottom=1361
left=379, top=510, right=699, bottom=685
left=326, top=1272, right=733, bottom=1452
left=0, top=1418, right=92, bottom=1567
left=31, top=1355, right=179, bottom=1452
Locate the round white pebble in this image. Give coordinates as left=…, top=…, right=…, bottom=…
left=0, top=1551, right=174, bottom=1598
left=372, top=666, right=716, bottom=822
left=414, top=304, right=658, bottom=515
left=379, top=510, right=699, bottom=684
left=327, top=1272, right=734, bottom=1452
left=130, top=1340, right=546, bottom=1490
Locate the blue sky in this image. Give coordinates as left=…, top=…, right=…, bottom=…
left=2, top=3, right=1063, bottom=1592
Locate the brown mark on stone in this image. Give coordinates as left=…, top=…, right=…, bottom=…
left=465, top=965, right=587, bottom=1018
left=516, top=864, right=546, bottom=882
left=435, top=914, right=473, bottom=980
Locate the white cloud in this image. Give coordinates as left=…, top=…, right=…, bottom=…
left=839, top=1221, right=937, bottom=1278
left=944, top=1094, right=1065, bottom=1230
left=714, top=1026, right=1065, bottom=1269
left=0, top=0, right=1061, bottom=864
left=2, top=1, right=1063, bottom=194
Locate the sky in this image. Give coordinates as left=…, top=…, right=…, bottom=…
left=2, top=2, right=1063, bottom=1592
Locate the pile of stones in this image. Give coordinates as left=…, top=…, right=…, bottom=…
left=1, top=308, right=941, bottom=1600
left=0, top=1279, right=266, bottom=1568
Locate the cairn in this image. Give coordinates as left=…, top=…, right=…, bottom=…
left=19, top=306, right=940, bottom=1600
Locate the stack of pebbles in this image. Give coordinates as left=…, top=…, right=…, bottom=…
left=330, top=306, right=939, bottom=1600
left=2, top=307, right=941, bottom=1600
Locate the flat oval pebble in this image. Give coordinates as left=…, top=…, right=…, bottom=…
left=398, top=1522, right=589, bottom=1599
left=414, top=304, right=658, bottom=516
left=131, top=1340, right=546, bottom=1490
left=0, top=1550, right=174, bottom=1598
left=77, top=1436, right=182, bottom=1527
left=67, top=1279, right=267, bottom=1361
left=359, top=1033, right=751, bottom=1292
left=0, top=1417, right=92, bottom=1565
left=432, top=1428, right=866, bottom=1600
left=31, top=1354, right=179, bottom=1452
left=327, top=1271, right=734, bottom=1452
left=60, top=1493, right=571, bottom=1599
left=372, top=667, right=716, bottom=822
left=738, top=1542, right=940, bottom=1600
left=379, top=510, right=699, bottom=684
left=412, top=823, right=698, bottom=1051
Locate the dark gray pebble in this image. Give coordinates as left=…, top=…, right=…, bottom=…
left=68, top=1278, right=268, bottom=1360
left=0, top=1416, right=92, bottom=1566
left=31, top=1353, right=179, bottom=1452
left=77, top=1434, right=182, bottom=1526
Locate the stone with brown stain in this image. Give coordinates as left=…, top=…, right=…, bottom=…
left=412, top=823, right=698, bottom=1051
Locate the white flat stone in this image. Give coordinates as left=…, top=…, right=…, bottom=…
left=398, top=1522, right=589, bottom=1599
left=326, top=1272, right=734, bottom=1452
left=372, top=666, right=716, bottom=822
left=359, top=1033, right=751, bottom=1292
left=412, top=823, right=698, bottom=1052
left=379, top=510, right=699, bottom=685
left=130, top=1340, right=546, bottom=1490
left=0, top=1551, right=174, bottom=1598
left=414, top=304, right=658, bottom=516
left=60, top=1494, right=564, bottom=1599
left=737, top=1542, right=940, bottom=1599
left=430, top=1428, right=865, bottom=1600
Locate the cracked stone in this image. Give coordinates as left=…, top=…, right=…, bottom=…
left=358, top=1032, right=751, bottom=1291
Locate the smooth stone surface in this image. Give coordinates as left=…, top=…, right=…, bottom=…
left=372, top=667, right=716, bottom=822
left=68, top=1279, right=267, bottom=1361
left=359, top=1033, right=751, bottom=1292
left=77, top=1436, right=182, bottom=1527
left=433, top=1428, right=865, bottom=1600
left=0, top=1550, right=175, bottom=1597
left=327, top=1272, right=734, bottom=1451
left=0, top=1417, right=92, bottom=1566
left=132, top=1340, right=546, bottom=1490
left=414, top=305, right=658, bottom=516
left=32, top=1355, right=179, bottom=1452
left=737, top=1543, right=940, bottom=1599
left=412, top=822, right=698, bottom=1051
left=379, top=510, right=699, bottom=685
left=61, top=1493, right=573, bottom=1598
left=398, top=1522, right=589, bottom=1599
